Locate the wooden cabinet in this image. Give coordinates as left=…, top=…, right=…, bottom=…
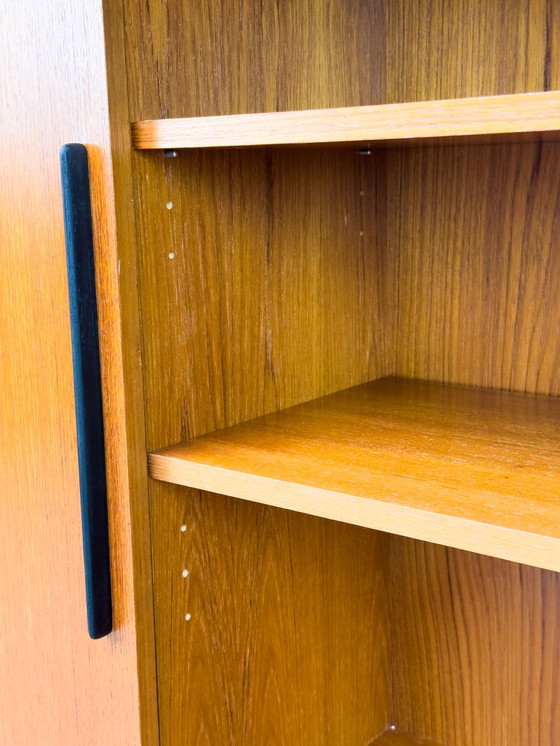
left=2, top=1, right=560, bottom=744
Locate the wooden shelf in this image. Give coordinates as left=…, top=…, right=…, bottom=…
left=132, top=91, right=560, bottom=149
left=149, top=378, right=560, bottom=572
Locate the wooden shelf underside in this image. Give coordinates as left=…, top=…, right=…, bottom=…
left=149, top=378, right=560, bottom=572
left=132, top=91, right=560, bottom=149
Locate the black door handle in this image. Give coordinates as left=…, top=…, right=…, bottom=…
left=60, top=144, right=112, bottom=639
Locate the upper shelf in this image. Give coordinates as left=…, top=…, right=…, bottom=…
left=132, top=91, right=560, bottom=150
left=149, top=378, right=560, bottom=573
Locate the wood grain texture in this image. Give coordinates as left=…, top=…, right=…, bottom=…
left=124, top=0, right=560, bottom=120
left=386, top=0, right=560, bottom=103
left=123, top=6, right=391, bottom=739
left=382, top=142, right=560, bottom=396
left=380, top=7, right=560, bottom=741
left=152, top=485, right=390, bottom=745
left=123, top=3, right=389, bottom=746
left=121, top=1, right=560, bottom=744
left=132, top=92, right=560, bottom=150
left=371, top=730, right=443, bottom=745
left=134, top=146, right=386, bottom=447
left=150, top=378, right=560, bottom=572
left=123, top=0, right=385, bottom=120
left=390, top=539, right=560, bottom=745
left=100, top=0, right=160, bottom=740
left=0, top=0, right=157, bottom=744
left=131, top=144, right=389, bottom=742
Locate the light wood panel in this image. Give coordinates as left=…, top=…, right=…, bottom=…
left=150, top=378, right=560, bottom=572
left=100, top=0, right=160, bottom=740
left=132, top=92, right=560, bottom=150
left=383, top=141, right=560, bottom=396
left=390, top=539, right=560, bottom=745
left=0, top=0, right=157, bottom=743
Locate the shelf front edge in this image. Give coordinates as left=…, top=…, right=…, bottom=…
left=132, top=91, right=560, bottom=149
left=148, top=452, right=560, bottom=573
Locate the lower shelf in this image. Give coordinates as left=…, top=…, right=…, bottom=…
left=370, top=731, right=443, bottom=746
left=149, top=377, right=560, bottom=572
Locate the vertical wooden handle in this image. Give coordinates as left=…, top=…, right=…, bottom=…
left=60, top=144, right=112, bottom=639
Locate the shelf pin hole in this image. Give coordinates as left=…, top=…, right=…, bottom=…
left=166, top=201, right=173, bottom=210
left=180, top=524, right=187, bottom=533
left=185, top=613, right=191, bottom=621
left=182, top=569, right=189, bottom=577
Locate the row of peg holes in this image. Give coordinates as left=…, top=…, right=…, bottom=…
left=181, top=524, right=191, bottom=621
left=166, top=201, right=175, bottom=259
left=168, top=166, right=185, bottom=613
left=164, top=155, right=369, bottom=257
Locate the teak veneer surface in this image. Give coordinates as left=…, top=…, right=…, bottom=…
left=132, top=92, right=560, bottom=150
left=151, top=378, right=560, bottom=571
left=390, top=539, right=560, bottom=746
left=371, top=731, right=443, bottom=745
left=124, top=2, right=390, bottom=743
left=386, top=0, right=560, bottom=103
left=131, top=145, right=389, bottom=744
left=154, top=489, right=390, bottom=745
left=122, top=0, right=560, bottom=744
left=383, top=141, right=560, bottom=396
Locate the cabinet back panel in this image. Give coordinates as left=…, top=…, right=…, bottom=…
left=386, top=0, right=560, bottom=103
left=390, top=538, right=560, bottom=745
left=382, top=141, right=560, bottom=395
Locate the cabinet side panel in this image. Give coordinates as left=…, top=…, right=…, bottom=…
left=152, top=486, right=390, bottom=745
left=134, top=148, right=387, bottom=445
left=387, top=0, right=560, bottom=102
left=390, top=538, right=560, bottom=745
left=131, top=144, right=391, bottom=743
left=121, top=0, right=392, bottom=738
left=0, top=0, right=156, bottom=744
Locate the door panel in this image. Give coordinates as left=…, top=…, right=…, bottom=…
left=0, top=1, right=156, bottom=743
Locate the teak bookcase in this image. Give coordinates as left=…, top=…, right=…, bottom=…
left=3, top=1, right=560, bottom=745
